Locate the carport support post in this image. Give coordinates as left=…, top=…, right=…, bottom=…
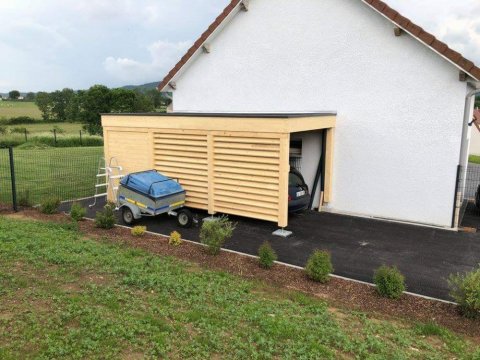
left=323, top=128, right=335, bottom=203
left=8, top=147, right=17, bottom=212
left=273, top=134, right=292, bottom=237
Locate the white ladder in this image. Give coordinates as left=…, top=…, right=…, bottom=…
left=89, top=157, right=124, bottom=208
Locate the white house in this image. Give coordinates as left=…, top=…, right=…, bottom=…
left=156, top=0, right=480, bottom=229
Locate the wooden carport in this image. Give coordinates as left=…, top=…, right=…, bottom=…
left=102, top=112, right=336, bottom=228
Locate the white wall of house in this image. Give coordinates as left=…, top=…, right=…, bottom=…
left=170, top=0, right=470, bottom=227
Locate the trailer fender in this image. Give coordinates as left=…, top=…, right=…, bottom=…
left=120, top=203, right=142, bottom=220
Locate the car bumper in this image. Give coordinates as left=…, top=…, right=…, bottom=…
left=288, top=196, right=310, bottom=213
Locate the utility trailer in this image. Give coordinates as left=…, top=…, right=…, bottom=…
left=117, top=170, right=194, bottom=227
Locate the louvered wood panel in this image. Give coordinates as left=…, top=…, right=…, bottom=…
left=212, top=133, right=283, bottom=224
left=153, top=131, right=209, bottom=210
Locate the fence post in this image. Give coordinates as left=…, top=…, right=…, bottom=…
left=8, top=146, right=17, bottom=212
left=53, top=129, right=57, bottom=146
left=24, top=128, right=27, bottom=142
left=79, top=130, right=83, bottom=146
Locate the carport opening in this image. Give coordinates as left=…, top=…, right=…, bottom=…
left=289, top=130, right=325, bottom=211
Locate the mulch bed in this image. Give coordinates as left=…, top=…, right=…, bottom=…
left=3, top=208, right=480, bottom=340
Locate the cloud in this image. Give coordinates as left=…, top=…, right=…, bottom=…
left=104, top=40, right=191, bottom=84
left=387, top=0, right=480, bottom=65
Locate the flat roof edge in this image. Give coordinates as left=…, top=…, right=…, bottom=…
left=101, top=112, right=337, bottom=119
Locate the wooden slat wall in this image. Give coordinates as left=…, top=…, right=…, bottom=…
left=212, top=132, right=282, bottom=224
left=153, top=130, right=209, bottom=210
left=105, top=127, right=291, bottom=226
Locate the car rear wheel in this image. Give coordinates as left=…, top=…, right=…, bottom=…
left=177, top=208, right=193, bottom=228
left=122, top=207, right=135, bottom=225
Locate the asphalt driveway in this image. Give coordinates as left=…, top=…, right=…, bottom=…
left=62, top=197, right=480, bottom=301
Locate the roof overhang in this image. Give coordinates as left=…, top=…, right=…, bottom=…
left=102, top=112, right=337, bottom=134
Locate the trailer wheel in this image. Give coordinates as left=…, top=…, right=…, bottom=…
left=177, top=209, right=193, bottom=228
left=122, top=207, right=135, bottom=225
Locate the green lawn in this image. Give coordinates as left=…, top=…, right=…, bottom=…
left=0, top=101, right=42, bottom=119
left=469, top=155, right=480, bottom=164
left=0, top=147, right=103, bottom=205
left=0, top=217, right=478, bottom=359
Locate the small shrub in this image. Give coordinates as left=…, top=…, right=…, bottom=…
left=0, top=125, right=7, bottom=135
left=51, top=125, right=65, bottom=134
left=448, top=266, right=480, bottom=319
left=373, top=265, right=406, bottom=299
left=95, top=203, right=116, bottom=229
left=39, top=198, right=60, bottom=214
left=305, top=250, right=333, bottom=283
left=131, top=226, right=147, bottom=237
left=70, top=202, right=86, bottom=221
left=18, top=190, right=32, bottom=207
left=258, top=241, right=277, bottom=269
left=169, top=231, right=182, bottom=246
left=10, top=126, right=28, bottom=134
left=199, top=216, right=236, bottom=255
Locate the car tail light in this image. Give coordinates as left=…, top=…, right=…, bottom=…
left=288, top=195, right=292, bottom=201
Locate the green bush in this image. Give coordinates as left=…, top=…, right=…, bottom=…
left=95, top=203, right=116, bottom=229
left=0, top=125, right=7, bottom=135
left=18, top=190, right=32, bottom=207
left=16, top=141, right=52, bottom=150
left=258, top=241, right=277, bottom=269
left=39, top=198, right=60, bottom=214
left=448, top=266, right=480, bottom=319
left=305, top=250, right=333, bottom=283
left=199, top=216, right=236, bottom=255
left=0, top=138, right=24, bottom=148
left=5, top=116, right=37, bottom=125
left=70, top=202, right=86, bottom=221
left=373, top=265, right=406, bottom=299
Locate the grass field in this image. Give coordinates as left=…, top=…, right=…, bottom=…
left=0, top=147, right=103, bottom=205
left=0, top=122, right=103, bottom=148
left=469, top=155, right=480, bottom=164
left=0, top=101, right=42, bottom=119
left=0, top=217, right=478, bottom=359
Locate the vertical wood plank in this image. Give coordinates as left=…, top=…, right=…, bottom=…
left=278, top=133, right=290, bottom=227
left=324, top=128, right=335, bottom=203
left=207, top=133, right=215, bottom=215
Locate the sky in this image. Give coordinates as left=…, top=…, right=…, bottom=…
left=0, top=0, right=479, bottom=93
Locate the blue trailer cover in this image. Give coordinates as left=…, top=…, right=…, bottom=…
left=120, top=170, right=184, bottom=199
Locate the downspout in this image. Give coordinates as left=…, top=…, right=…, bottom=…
left=452, top=88, right=480, bottom=228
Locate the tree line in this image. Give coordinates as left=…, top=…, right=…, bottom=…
left=5, top=90, right=35, bottom=100
left=34, top=85, right=170, bottom=135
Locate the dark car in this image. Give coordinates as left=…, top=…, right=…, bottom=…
left=288, top=168, right=311, bottom=213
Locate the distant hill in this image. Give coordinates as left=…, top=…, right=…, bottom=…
left=121, top=81, right=159, bottom=92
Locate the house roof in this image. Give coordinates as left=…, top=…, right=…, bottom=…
left=157, top=0, right=480, bottom=91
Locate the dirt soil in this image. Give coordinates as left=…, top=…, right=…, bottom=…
left=3, top=208, right=480, bottom=340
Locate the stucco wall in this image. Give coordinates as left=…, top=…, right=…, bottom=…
left=170, top=0, right=469, bottom=227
